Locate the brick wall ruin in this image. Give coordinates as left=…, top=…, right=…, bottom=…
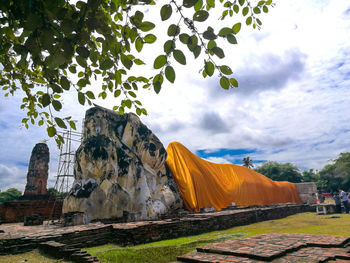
left=0, top=199, right=62, bottom=223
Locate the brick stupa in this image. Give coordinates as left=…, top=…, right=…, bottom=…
left=22, top=143, right=50, bottom=198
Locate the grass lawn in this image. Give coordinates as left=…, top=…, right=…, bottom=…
left=85, top=212, right=350, bottom=263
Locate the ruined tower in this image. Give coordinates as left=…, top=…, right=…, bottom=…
left=23, top=143, right=50, bottom=196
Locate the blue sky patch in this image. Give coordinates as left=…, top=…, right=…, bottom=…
left=196, top=148, right=257, bottom=158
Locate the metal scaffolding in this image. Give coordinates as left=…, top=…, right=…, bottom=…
left=53, top=128, right=82, bottom=194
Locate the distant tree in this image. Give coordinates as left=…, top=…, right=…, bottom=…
left=0, top=188, right=22, bottom=203
left=255, top=161, right=303, bottom=183
left=318, top=153, right=350, bottom=192
left=0, top=0, right=274, bottom=145
left=242, top=156, right=254, bottom=168
left=302, top=169, right=319, bottom=182
left=47, top=187, right=68, bottom=198
left=47, top=187, right=58, bottom=196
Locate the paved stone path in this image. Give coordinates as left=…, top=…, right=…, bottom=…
left=177, top=233, right=350, bottom=262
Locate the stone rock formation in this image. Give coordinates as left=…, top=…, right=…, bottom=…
left=63, top=106, right=183, bottom=222
left=23, top=143, right=49, bottom=196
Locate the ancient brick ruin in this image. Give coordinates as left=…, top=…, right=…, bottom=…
left=0, top=143, right=62, bottom=224
left=23, top=143, right=50, bottom=197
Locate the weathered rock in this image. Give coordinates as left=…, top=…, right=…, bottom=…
left=23, top=143, right=49, bottom=196
left=63, top=106, right=183, bottom=222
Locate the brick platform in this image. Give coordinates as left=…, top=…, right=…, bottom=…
left=177, top=233, right=350, bottom=262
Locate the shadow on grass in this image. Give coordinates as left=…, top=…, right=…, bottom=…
left=89, top=233, right=245, bottom=263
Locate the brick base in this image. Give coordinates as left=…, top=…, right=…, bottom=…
left=0, top=199, right=62, bottom=223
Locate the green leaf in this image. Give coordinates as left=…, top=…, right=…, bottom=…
left=173, top=50, right=186, bottom=65
left=128, top=91, right=137, bottom=98
left=60, top=76, right=70, bottom=90
left=47, top=126, right=57, bottom=137
left=205, top=61, right=214, bottom=76
left=133, top=10, right=144, bottom=25
left=246, top=16, right=252, bottom=25
left=164, top=40, right=175, bottom=54
left=253, top=7, right=261, bottom=14
left=193, top=10, right=209, bottom=22
left=41, top=94, right=51, bottom=107
left=263, top=5, right=269, bottom=13
left=153, top=74, right=164, bottom=94
left=76, top=56, right=87, bottom=68
left=189, top=35, right=198, bottom=46
left=193, top=46, right=201, bottom=58
left=211, top=47, right=225, bottom=59
left=227, top=34, right=237, bottom=44
left=179, top=33, right=190, bottom=44
left=144, top=34, right=157, bottom=43
left=69, top=121, right=76, bottom=130
left=125, top=99, right=132, bottom=109
left=206, top=0, right=215, bottom=7
left=134, top=59, right=145, bottom=65
left=233, top=4, right=239, bottom=13
left=86, top=91, right=95, bottom=99
left=183, top=0, right=198, bottom=8
left=52, top=100, right=62, bottom=111
left=168, top=24, right=180, bottom=36
left=139, top=21, right=155, bottom=32
left=160, top=4, right=172, bottom=21
left=203, top=27, right=217, bottom=40
left=123, top=83, right=132, bottom=90
left=220, top=65, right=233, bottom=75
left=90, top=52, right=98, bottom=63
left=114, top=90, right=121, bottom=97
left=77, top=78, right=88, bottom=88
left=230, top=77, right=239, bottom=87
left=258, top=1, right=265, bottom=5
left=119, top=106, right=125, bottom=115
left=76, top=46, right=89, bottom=58
left=50, top=84, right=63, bottom=93
left=121, top=54, right=133, bottom=70
left=69, top=66, right=77, bottom=73
left=239, top=0, right=245, bottom=6
left=218, top=27, right=233, bottom=36
left=194, top=0, right=203, bottom=11
left=48, top=53, right=66, bottom=68
left=78, top=92, right=85, bottom=105
left=153, top=55, right=167, bottom=69
left=100, top=59, right=114, bottom=70
left=208, top=40, right=216, bottom=50
left=135, top=37, right=143, bottom=52
left=232, top=23, right=241, bottom=34
left=55, top=117, right=67, bottom=129
left=242, top=6, right=249, bottom=16
left=165, top=66, right=176, bottom=83
left=220, top=76, right=230, bottom=90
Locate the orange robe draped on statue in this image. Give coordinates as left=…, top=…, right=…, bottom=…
left=166, top=141, right=302, bottom=212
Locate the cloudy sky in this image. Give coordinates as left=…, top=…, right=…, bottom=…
left=1, top=0, right=350, bottom=192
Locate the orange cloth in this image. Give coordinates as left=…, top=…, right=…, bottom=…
left=166, top=141, right=302, bottom=212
